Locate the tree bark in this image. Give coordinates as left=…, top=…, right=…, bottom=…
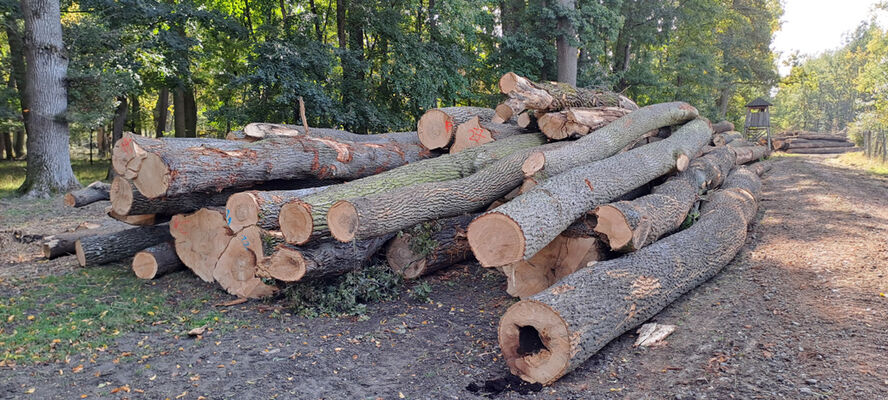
left=96, top=126, right=107, bottom=158
left=468, top=118, right=711, bottom=267
left=780, top=139, right=854, bottom=149
left=258, top=233, right=394, bottom=283
left=224, top=186, right=334, bottom=233
left=155, top=88, right=169, bottom=138
left=240, top=123, right=422, bottom=145
left=386, top=214, right=476, bottom=279
left=6, top=21, right=31, bottom=149
left=171, top=208, right=233, bottom=283
left=130, top=94, right=142, bottom=134
left=64, top=181, right=111, bottom=207
left=112, top=95, right=128, bottom=145
left=18, top=0, right=80, bottom=196
left=183, top=87, right=197, bottom=137
left=712, top=131, right=743, bottom=146
left=126, top=133, right=432, bottom=198
left=417, top=107, right=496, bottom=150
left=1, top=131, right=13, bottom=160
left=498, top=166, right=763, bottom=385
left=173, top=86, right=187, bottom=137
left=555, top=0, right=577, bottom=86
left=537, top=107, right=631, bottom=140
left=132, top=241, right=184, bottom=279
left=522, top=102, right=699, bottom=181
left=732, top=145, right=770, bottom=164
left=41, top=220, right=129, bottom=259
left=498, top=72, right=638, bottom=113
left=450, top=117, right=528, bottom=154
left=593, top=147, right=737, bottom=253
left=75, top=224, right=172, bottom=267
left=785, top=147, right=859, bottom=155
left=711, top=120, right=734, bottom=134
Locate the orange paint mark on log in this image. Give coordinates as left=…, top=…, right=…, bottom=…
left=444, top=120, right=453, bottom=132
left=468, top=127, right=489, bottom=143
left=550, top=284, right=575, bottom=295
left=584, top=179, right=594, bottom=192
left=120, top=137, right=134, bottom=154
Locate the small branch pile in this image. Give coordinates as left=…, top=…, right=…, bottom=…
left=52, top=72, right=772, bottom=387
left=773, top=131, right=858, bottom=154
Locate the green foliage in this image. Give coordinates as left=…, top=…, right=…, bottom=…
left=284, top=263, right=403, bottom=318
left=402, top=220, right=441, bottom=258
left=409, top=281, right=433, bottom=303
left=0, top=158, right=109, bottom=199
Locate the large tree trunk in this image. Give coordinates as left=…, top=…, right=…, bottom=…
left=154, top=88, right=169, bottom=138
left=468, top=118, right=711, bottom=267
left=170, top=208, right=233, bottom=283
left=64, top=181, right=111, bottom=207
left=41, top=220, right=130, bottom=259
left=96, top=126, right=107, bottom=158
left=173, top=86, right=187, bottom=137
left=18, top=0, right=80, bottom=196
left=130, top=94, right=142, bottom=135
left=785, top=147, right=859, bottom=155
left=497, top=72, right=638, bottom=117
left=224, top=186, right=334, bottom=232
left=112, top=96, right=128, bottom=148
left=555, top=0, right=577, bottom=86
left=450, top=118, right=529, bottom=154
left=125, top=133, right=432, bottom=198
left=417, top=107, right=496, bottom=150
left=593, top=147, right=737, bottom=253
left=386, top=214, right=476, bottom=279
left=6, top=21, right=31, bottom=149
left=12, top=129, right=25, bottom=159
left=537, top=107, right=631, bottom=140
left=132, top=241, right=184, bottom=279
left=75, top=224, right=172, bottom=267
left=240, top=123, right=422, bottom=145
left=711, top=120, right=734, bottom=134
left=277, top=134, right=546, bottom=244
left=733, top=145, right=770, bottom=164
left=522, top=102, right=699, bottom=181
left=780, top=139, right=854, bottom=149
left=498, top=166, right=763, bottom=385
left=184, top=86, right=197, bottom=137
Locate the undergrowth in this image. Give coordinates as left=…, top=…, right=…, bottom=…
left=284, top=263, right=404, bottom=318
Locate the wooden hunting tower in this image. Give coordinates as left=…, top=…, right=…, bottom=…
left=744, top=97, right=772, bottom=149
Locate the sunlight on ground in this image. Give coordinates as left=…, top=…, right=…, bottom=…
left=828, top=152, right=888, bottom=176
left=0, top=159, right=110, bottom=198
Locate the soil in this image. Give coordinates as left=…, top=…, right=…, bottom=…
left=2, top=154, right=888, bottom=399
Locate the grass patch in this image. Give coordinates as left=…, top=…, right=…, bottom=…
left=830, top=152, right=888, bottom=176
left=0, top=158, right=110, bottom=199
left=0, top=266, right=224, bottom=364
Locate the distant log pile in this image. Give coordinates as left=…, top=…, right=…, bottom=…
left=49, top=72, right=773, bottom=387
left=774, top=131, right=859, bottom=154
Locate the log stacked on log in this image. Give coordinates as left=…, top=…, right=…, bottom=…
left=773, top=132, right=858, bottom=154
left=65, top=181, right=111, bottom=207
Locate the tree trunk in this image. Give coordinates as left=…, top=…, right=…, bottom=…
left=522, top=102, right=699, bottom=181
left=450, top=118, right=528, bottom=154
left=785, top=147, right=859, bottom=155
left=711, top=120, right=734, bottom=134
left=128, top=133, right=433, bottom=198
left=75, top=224, right=172, bottom=267
left=6, top=21, right=31, bottom=148
left=173, top=86, right=187, bottom=137
left=96, top=126, right=107, bottom=158
left=593, top=147, right=737, bottom=253
left=170, top=208, right=233, bottom=283
left=133, top=241, right=184, bottom=279
left=716, top=87, right=731, bottom=120
left=555, top=0, right=577, bottom=86
left=417, top=107, right=496, bottom=150
left=41, top=220, right=130, bottom=259
left=468, top=118, right=711, bottom=267
left=386, top=213, right=476, bottom=279
left=733, top=145, right=770, bottom=164
left=1, top=131, right=12, bottom=160
left=279, top=134, right=547, bottom=244
left=130, top=94, right=142, bottom=134
left=112, top=96, right=128, bottom=144
left=781, top=139, right=854, bottom=149
left=537, top=107, right=631, bottom=140
left=184, top=87, right=197, bottom=137
left=64, top=181, right=111, bottom=207
left=240, top=123, right=422, bottom=145
left=498, top=166, right=763, bottom=386
left=498, top=72, right=638, bottom=113
left=12, top=129, right=25, bottom=159
left=155, top=88, right=169, bottom=138
left=256, top=233, right=394, bottom=284
left=18, top=0, right=80, bottom=196
left=224, top=186, right=334, bottom=232
left=111, top=133, right=209, bottom=179
left=712, top=131, right=744, bottom=146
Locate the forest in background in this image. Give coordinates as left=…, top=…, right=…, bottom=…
left=0, top=0, right=782, bottom=150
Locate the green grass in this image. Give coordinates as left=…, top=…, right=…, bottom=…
left=0, top=158, right=110, bottom=198
left=0, top=267, right=225, bottom=364
left=830, top=152, right=888, bottom=176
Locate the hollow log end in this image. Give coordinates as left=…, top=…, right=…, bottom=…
left=132, top=152, right=172, bottom=199
left=417, top=109, right=454, bottom=150
left=499, top=72, right=520, bottom=94
left=495, top=103, right=514, bottom=123
left=280, top=202, right=315, bottom=245
left=110, top=176, right=134, bottom=216
left=522, top=152, right=546, bottom=177
left=74, top=240, right=86, bottom=267
left=498, top=300, right=571, bottom=385
left=132, top=251, right=158, bottom=280
left=593, top=205, right=633, bottom=251
left=226, top=192, right=260, bottom=233
left=327, top=201, right=359, bottom=242
left=467, top=212, right=526, bottom=267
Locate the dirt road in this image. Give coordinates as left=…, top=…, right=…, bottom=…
left=1, top=155, right=887, bottom=399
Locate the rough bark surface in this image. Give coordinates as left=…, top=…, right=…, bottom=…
left=75, top=224, right=172, bottom=267
left=280, top=134, right=546, bottom=244
left=785, top=147, right=860, bottom=154
left=265, top=234, right=394, bottom=282
left=225, top=186, right=332, bottom=233
left=733, top=145, right=770, bottom=164
left=417, top=107, right=496, bottom=150
left=538, top=107, right=631, bottom=140
left=242, top=123, right=421, bottom=145
left=523, top=102, right=700, bottom=180
left=498, top=166, right=763, bottom=385
left=132, top=241, right=184, bottom=279
left=65, top=181, right=111, bottom=207
left=450, top=117, right=529, bottom=153
left=111, top=177, right=237, bottom=217
left=386, top=214, right=476, bottom=279
left=711, top=120, right=734, bottom=134
left=171, top=208, right=233, bottom=283
left=498, top=72, right=638, bottom=112
left=779, top=139, right=854, bottom=149
left=42, top=220, right=130, bottom=259
left=470, top=118, right=712, bottom=267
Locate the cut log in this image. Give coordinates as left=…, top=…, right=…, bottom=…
left=111, top=133, right=208, bottom=178
left=500, top=234, right=606, bottom=298
left=784, top=146, right=860, bottom=154
left=127, top=132, right=433, bottom=199
left=592, top=147, right=737, bottom=252
left=241, top=123, right=422, bottom=145
left=711, top=120, right=734, bottom=134
left=497, top=166, right=762, bottom=385
left=111, top=177, right=230, bottom=217
left=386, top=214, right=476, bottom=279
left=75, top=224, right=172, bottom=267
left=132, top=241, right=184, bottom=279
left=733, top=145, right=770, bottom=164
left=469, top=118, right=711, bottom=267
left=170, top=208, right=233, bottom=283
left=258, top=234, right=394, bottom=283
left=64, top=181, right=110, bottom=207
left=42, top=220, right=130, bottom=259
left=214, top=225, right=277, bottom=298
left=280, top=134, right=547, bottom=244
left=450, top=117, right=528, bottom=154
left=498, top=72, right=639, bottom=112
left=788, top=133, right=849, bottom=141
left=537, top=107, right=632, bottom=141
left=417, top=107, right=496, bottom=150
left=537, top=112, right=588, bottom=140
left=782, top=139, right=854, bottom=149
left=522, top=102, right=699, bottom=180
left=107, top=208, right=158, bottom=226
left=516, top=111, right=536, bottom=130
left=224, top=186, right=332, bottom=233
left=493, top=100, right=523, bottom=124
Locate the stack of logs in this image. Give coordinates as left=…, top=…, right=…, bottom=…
left=52, top=72, right=771, bottom=386
left=773, top=131, right=859, bottom=154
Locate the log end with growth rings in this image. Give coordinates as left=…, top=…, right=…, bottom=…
left=675, top=154, right=690, bottom=172
left=385, top=235, right=429, bottom=280
left=110, top=176, right=134, bottom=216
left=417, top=109, right=455, bottom=150
left=499, top=72, right=521, bottom=94
left=498, top=300, right=571, bottom=385
left=522, top=152, right=546, bottom=177
left=63, top=193, right=76, bottom=207
left=467, top=212, right=526, bottom=267
left=132, top=251, right=159, bottom=279
left=327, top=201, right=359, bottom=242
left=132, top=153, right=172, bottom=198
left=279, top=201, right=315, bottom=244
left=517, top=112, right=533, bottom=129
left=261, top=247, right=307, bottom=282
left=225, top=192, right=260, bottom=233
left=74, top=240, right=87, bottom=267
left=592, top=205, right=633, bottom=250
left=494, top=104, right=514, bottom=124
